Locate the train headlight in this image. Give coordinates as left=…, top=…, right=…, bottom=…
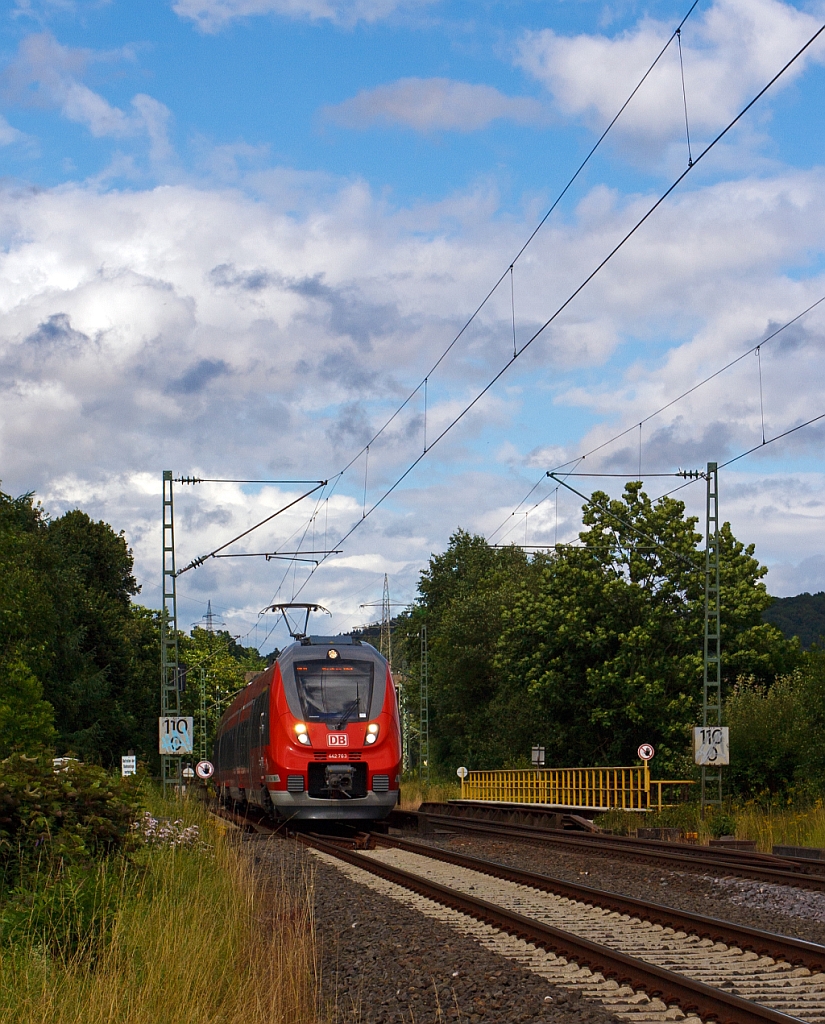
left=365, top=723, right=379, bottom=744
left=294, top=723, right=311, bottom=746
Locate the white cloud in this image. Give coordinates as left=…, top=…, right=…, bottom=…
left=0, top=114, right=25, bottom=145
left=517, top=0, right=825, bottom=159
left=172, top=0, right=436, bottom=32
left=324, top=78, right=547, bottom=132
left=3, top=155, right=825, bottom=630
left=1, top=33, right=173, bottom=158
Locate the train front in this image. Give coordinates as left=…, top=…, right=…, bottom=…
left=267, top=636, right=401, bottom=821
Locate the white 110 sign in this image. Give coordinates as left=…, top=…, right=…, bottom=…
left=693, top=726, right=729, bottom=766
left=159, top=717, right=194, bottom=755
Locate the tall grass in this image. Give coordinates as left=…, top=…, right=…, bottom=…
left=399, top=776, right=461, bottom=810
left=735, top=801, right=825, bottom=853
left=595, top=801, right=825, bottom=852
left=0, top=799, right=318, bottom=1024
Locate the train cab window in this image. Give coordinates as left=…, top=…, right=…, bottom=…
left=293, top=661, right=374, bottom=725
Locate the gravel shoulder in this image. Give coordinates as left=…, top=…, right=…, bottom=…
left=410, top=829, right=825, bottom=946
left=253, top=835, right=622, bottom=1024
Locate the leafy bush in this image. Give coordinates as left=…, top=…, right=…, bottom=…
left=725, top=655, right=825, bottom=798
left=0, top=754, right=142, bottom=887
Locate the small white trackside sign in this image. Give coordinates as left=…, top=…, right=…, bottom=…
left=327, top=733, right=349, bottom=746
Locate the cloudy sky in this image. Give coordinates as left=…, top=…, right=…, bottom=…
left=2, top=0, right=825, bottom=651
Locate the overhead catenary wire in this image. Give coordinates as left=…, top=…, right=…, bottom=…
left=651, top=410, right=825, bottom=507
left=174, top=10, right=825, bottom=617
left=176, top=477, right=324, bottom=485
left=547, top=471, right=701, bottom=569
left=549, top=411, right=825, bottom=544
left=275, top=481, right=331, bottom=603
left=510, top=265, right=517, bottom=359
left=293, top=19, right=825, bottom=594
left=169, top=0, right=706, bottom=598
left=489, top=290, right=825, bottom=541
left=721, top=410, right=825, bottom=469
left=175, top=481, right=327, bottom=576
left=757, top=346, right=767, bottom=445
left=424, top=23, right=825, bottom=554
left=547, top=472, right=685, bottom=477
left=552, top=406, right=825, bottom=561
left=488, top=457, right=584, bottom=543
left=326, top=0, right=702, bottom=486
left=194, top=408, right=825, bottom=654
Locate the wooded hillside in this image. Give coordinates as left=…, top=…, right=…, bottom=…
left=763, top=592, right=825, bottom=649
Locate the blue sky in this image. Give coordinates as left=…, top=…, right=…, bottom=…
left=2, top=0, right=825, bottom=649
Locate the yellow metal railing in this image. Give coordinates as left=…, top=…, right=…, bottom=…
left=460, top=767, right=694, bottom=811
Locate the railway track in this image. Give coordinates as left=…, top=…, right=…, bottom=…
left=215, top=806, right=825, bottom=1022
left=409, top=809, right=825, bottom=891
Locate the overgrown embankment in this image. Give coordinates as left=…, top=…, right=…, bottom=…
left=0, top=757, right=318, bottom=1024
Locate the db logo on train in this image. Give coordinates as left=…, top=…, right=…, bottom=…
left=327, top=733, right=349, bottom=746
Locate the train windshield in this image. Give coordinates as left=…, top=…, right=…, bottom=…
left=293, top=660, right=375, bottom=725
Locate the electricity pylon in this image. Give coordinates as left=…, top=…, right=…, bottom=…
left=161, top=471, right=181, bottom=792
left=702, top=462, right=722, bottom=811
left=359, top=575, right=406, bottom=665
left=380, top=574, right=392, bottom=667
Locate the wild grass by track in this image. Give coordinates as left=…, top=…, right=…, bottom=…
left=0, top=793, right=318, bottom=1024
left=735, top=801, right=825, bottom=852
left=398, top=777, right=461, bottom=810
left=590, top=802, right=825, bottom=852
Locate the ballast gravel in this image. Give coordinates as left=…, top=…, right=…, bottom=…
left=415, top=830, right=825, bottom=947
left=252, top=835, right=623, bottom=1024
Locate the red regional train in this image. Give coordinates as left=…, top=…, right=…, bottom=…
left=213, top=633, right=402, bottom=821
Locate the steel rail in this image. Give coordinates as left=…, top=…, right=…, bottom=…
left=363, top=831, right=825, bottom=972
left=523, top=826, right=822, bottom=872
left=297, top=832, right=803, bottom=1024
left=416, top=806, right=822, bottom=871
left=416, top=813, right=825, bottom=891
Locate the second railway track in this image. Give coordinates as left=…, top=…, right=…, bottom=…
left=409, top=809, right=825, bottom=891
left=216, top=806, right=825, bottom=1022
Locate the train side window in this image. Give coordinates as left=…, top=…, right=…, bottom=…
left=252, top=689, right=270, bottom=745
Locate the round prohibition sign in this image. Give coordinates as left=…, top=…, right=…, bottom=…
left=195, top=760, right=214, bottom=780
left=637, top=743, right=655, bottom=761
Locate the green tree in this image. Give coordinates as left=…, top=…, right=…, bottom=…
left=0, top=491, right=59, bottom=756
left=394, top=530, right=537, bottom=770
left=0, top=487, right=162, bottom=766
left=0, top=658, right=55, bottom=757
left=121, top=606, right=163, bottom=768
left=492, top=484, right=798, bottom=773
left=179, top=627, right=266, bottom=754
left=399, top=485, right=799, bottom=777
